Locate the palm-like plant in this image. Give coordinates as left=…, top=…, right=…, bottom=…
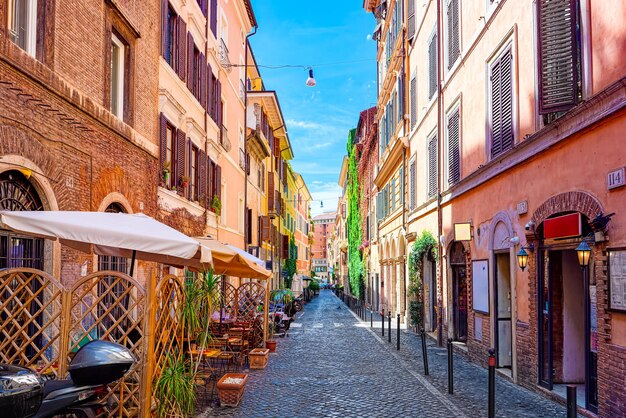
left=157, top=269, right=222, bottom=416
left=155, top=354, right=195, bottom=417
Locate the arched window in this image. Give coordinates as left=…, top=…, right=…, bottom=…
left=0, top=170, right=44, bottom=269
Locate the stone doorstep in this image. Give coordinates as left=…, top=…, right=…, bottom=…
left=415, top=328, right=597, bottom=417
left=535, top=385, right=597, bottom=418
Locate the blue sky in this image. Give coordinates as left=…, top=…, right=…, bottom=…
left=249, top=1, right=377, bottom=216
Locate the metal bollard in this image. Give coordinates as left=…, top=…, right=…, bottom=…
left=488, top=348, right=496, bottom=418
left=448, top=339, right=454, bottom=394
left=388, top=313, right=392, bottom=343
left=420, top=329, right=429, bottom=375
left=567, top=385, right=577, bottom=418
left=370, top=309, right=373, bottom=328
left=381, top=309, right=385, bottom=336
left=396, top=314, right=401, bottom=351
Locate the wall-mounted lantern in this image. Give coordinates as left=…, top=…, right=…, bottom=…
left=576, top=241, right=592, bottom=267
left=516, top=243, right=534, bottom=271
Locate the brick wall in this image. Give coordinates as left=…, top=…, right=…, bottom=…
left=0, top=0, right=160, bottom=286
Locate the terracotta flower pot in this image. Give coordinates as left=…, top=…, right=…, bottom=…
left=266, top=340, right=277, bottom=353
left=249, top=348, right=269, bottom=369
left=216, top=373, right=248, bottom=407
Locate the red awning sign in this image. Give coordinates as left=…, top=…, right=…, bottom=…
left=544, top=213, right=582, bottom=240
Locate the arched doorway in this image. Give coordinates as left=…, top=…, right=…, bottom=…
left=0, top=170, right=45, bottom=357
left=0, top=170, right=45, bottom=269
left=536, top=212, right=597, bottom=411
left=450, top=241, right=467, bottom=342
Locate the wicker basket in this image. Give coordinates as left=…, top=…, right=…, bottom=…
left=216, top=373, right=248, bottom=407
left=248, top=348, right=269, bottom=369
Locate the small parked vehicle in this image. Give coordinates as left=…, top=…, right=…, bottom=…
left=0, top=340, right=135, bottom=418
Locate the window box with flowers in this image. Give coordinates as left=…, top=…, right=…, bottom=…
left=210, top=195, right=222, bottom=215
left=179, top=175, right=190, bottom=189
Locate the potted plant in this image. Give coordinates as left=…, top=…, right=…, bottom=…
left=179, top=175, right=190, bottom=189
left=265, top=320, right=277, bottom=352
left=248, top=347, right=270, bottom=369
left=155, top=354, right=195, bottom=417
left=210, top=195, right=222, bottom=215
left=216, top=373, right=248, bottom=407
left=162, top=160, right=171, bottom=185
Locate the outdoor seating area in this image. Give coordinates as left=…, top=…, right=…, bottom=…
left=0, top=210, right=274, bottom=416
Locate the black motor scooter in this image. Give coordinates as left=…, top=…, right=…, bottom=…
left=0, top=340, right=135, bottom=418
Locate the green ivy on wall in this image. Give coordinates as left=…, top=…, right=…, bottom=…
left=347, top=130, right=365, bottom=299
left=284, top=234, right=297, bottom=288
left=408, top=231, right=438, bottom=329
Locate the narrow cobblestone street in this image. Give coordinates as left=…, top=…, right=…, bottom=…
left=202, top=290, right=566, bottom=417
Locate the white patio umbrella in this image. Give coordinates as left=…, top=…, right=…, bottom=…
left=226, top=244, right=265, bottom=268
left=0, top=211, right=212, bottom=274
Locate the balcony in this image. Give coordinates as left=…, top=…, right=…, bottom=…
left=219, top=38, right=231, bottom=72
left=220, top=125, right=231, bottom=152
left=238, top=148, right=246, bottom=171
left=239, top=80, right=245, bottom=102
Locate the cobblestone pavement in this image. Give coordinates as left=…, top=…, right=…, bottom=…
left=200, top=290, right=566, bottom=417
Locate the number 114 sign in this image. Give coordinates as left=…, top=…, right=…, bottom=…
left=608, top=168, right=625, bottom=190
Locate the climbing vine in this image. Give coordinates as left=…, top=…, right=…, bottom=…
left=347, top=131, right=365, bottom=299
left=408, top=231, right=438, bottom=329
left=283, top=234, right=297, bottom=288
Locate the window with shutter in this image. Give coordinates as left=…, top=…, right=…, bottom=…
left=428, top=135, right=437, bottom=198
left=208, top=158, right=214, bottom=198
left=399, top=166, right=405, bottom=205
left=447, top=108, right=460, bottom=185
left=410, top=76, right=417, bottom=128
left=207, top=63, right=213, bottom=115
left=409, top=158, right=416, bottom=210
left=189, top=143, right=198, bottom=201
left=159, top=114, right=168, bottom=184
left=447, top=0, right=460, bottom=69
left=176, top=130, right=186, bottom=196
left=537, top=0, right=580, bottom=114
left=209, top=0, right=218, bottom=37
left=162, top=1, right=171, bottom=62
left=490, top=48, right=514, bottom=159
left=177, top=17, right=186, bottom=80
left=215, top=165, right=221, bottom=202
left=198, top=150, right=207, bottom=205
left=407, top=0, right=416, bottom=41
left=428, top=31, right=438, bottom=99
left=199, top=53, right=206, bottom=108
left=187, top=33, right=194, bottom=91
left=268, top=175, right=275, bottom=212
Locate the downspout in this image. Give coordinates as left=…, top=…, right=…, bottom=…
left=402, top=13, right=409, bottom=322
left=243, top=25, right=258, bottom=252
left=436, top=0, right=444, bottom=347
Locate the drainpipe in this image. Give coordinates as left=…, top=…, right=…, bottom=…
left=436, top=0, right=444, bottom=347
left=243, top=25, right=258, bottom=252
left=402, top=15, right=410, bottom=322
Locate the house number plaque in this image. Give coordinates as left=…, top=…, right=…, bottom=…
left=608, top=167, right=625, bottom=190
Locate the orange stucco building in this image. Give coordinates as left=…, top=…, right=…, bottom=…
left=365, top=0, right=626, bottom=415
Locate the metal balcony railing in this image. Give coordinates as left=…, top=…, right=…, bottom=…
left=220, top=125, right=231, bottom=152
left=239, top=80, right=245, bottom=102
left=219, top=38, right=231, bottom=71
left=238, top=148, right=246, bottom=171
